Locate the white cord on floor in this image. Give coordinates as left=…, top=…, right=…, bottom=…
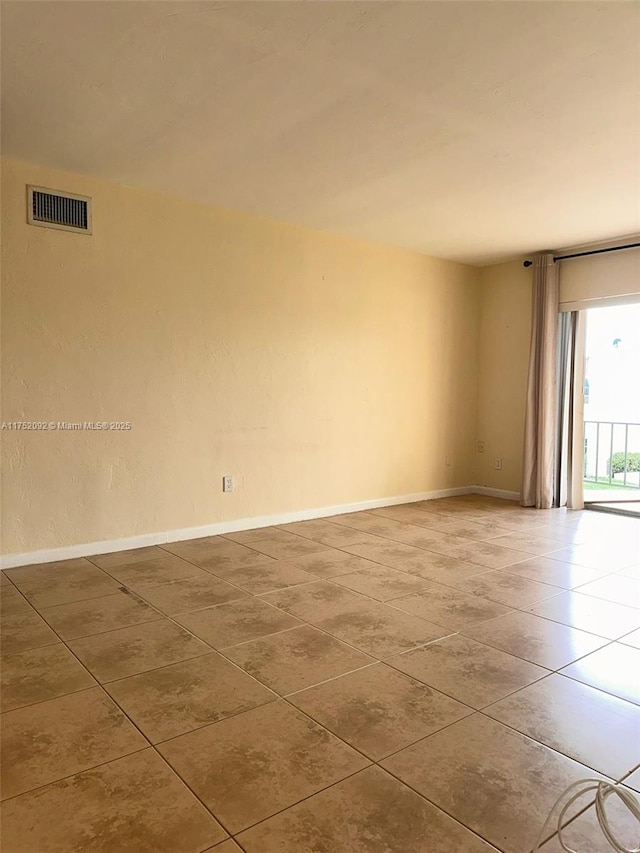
left=531, top=778, right=640, bottom=852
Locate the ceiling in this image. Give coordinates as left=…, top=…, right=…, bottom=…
left=2, top=1, right=639, bottom=265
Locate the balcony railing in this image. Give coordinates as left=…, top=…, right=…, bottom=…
left=584, top=421, right=640, bottom=491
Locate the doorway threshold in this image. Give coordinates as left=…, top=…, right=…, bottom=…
left=585, top=501, right=640, bottom=518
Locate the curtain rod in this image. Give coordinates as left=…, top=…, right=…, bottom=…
left=522, top=241, right=640, bottom=268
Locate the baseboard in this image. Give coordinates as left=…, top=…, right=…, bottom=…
left=472, top=486, right=521, bottom=501
left=0, top=485, right=476, bottom=570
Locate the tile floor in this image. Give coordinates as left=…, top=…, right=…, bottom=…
left=1, top=495, right=639, bottom=852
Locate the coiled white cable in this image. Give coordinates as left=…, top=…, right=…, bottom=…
left=531, top=778, right=640, bottom=852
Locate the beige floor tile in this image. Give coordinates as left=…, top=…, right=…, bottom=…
left=276, top=519, right=376, bottom=547
left=527, top=590, right=640, bottom=640
left=158, top=700, right=369, bottom=833
left=549, top=544, right=638, bottom=572
left=494, top=513, right=570, bottom=533
left=1, top=687, right=147, bottom=799
left=68, top=619, right=210, bottom=682
left=368, top=507, right=449, bottom=529
left=103, top=554, right=209, bottom=589
left=259, top=580, right=372, bottom=622
left=330, top=564, right=433, bottom=601
left=539, top=523, right=591, bottom=546
left=560, top=642, right=640, bottom=704
left=222, top=527, right=288, bottom=544
left=486, top=532, right=568, bottom=556
left=574, top=573, right=640, bottom=608
left=1, top=608, right=59, bottom=655
left=236, top=765, right=497, bottom=853
left=205, top=559, right=318, bottom=594
left=382, top=526, right=450, bottom=549
left=197, top=549, right=278, bottom=573
left=133, top=573, right=248, bottom=614
left=414, top=501, right=493, bottom=521
left=176, top=597, right=301, bottom=648
left=89, top=546, right=169, bottom=569
left=1, top=643, right=95, bottom=712
left=2, top=500, right=634, bottom=850
left=395, top=553, right=488, bottom=583
left=381, top=714, right=604, bottom=853
left=501, top=556, right=606, bottom=588
left=387, top=634, right=548, bottom=708
left=620, top=627, right=640, bottom=649
left=451, top=569, right=561, bottom=608
left=106, top=652, right=275, bottom=742
left=0, top=749, right=227, bottom=852
left=316, top=600, right=449, bottom=658
left=1, top=585, right=33, bottom=616
left=464, top=610, right=608, bottom=670
left=421, top=518, right=515, bottom=540
left=539, top=795, right=640, bottom=851
left=244, top=533, right=329, bottom=560
left=325, top=512, right=414, bottom=537
left=39, top=590, right=161, bottom=639
left=484, top=672, right=640, bottom=779
left=284, top=549, right=384, bottom=579
left=4, top=558, right=96, bottom=585
left=341, top=539, right=433, bottom=567
left=289, top=663, right=471, bottom=759
left=390, top=584, right=512, bottom=630
left=8, top=565, right=122, bottom=609
left=417, top=536, right=530, bottom=570
left=225, top=624, right=373, bottom=694
left=163, top=536, right=250, bottom=563
left=526, top=526, right=591, bottom=547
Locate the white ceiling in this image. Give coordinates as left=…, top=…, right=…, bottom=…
left=2, top=1, right=639, bottom=265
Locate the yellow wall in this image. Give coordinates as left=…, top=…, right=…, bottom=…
left=1, top=158, right=480, bottom=555
left=475, top=260, right=532, bottom=492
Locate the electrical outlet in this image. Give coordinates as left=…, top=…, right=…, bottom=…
left=222, top=475, right=234, bottom=493
left=477, top=440, right=486, bottom=453
left=494, top=457, right=503, bottom=471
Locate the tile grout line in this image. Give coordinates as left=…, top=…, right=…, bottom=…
left=2, top=581, right=243, bottom=843
left=3, top=498, right=638, bottom=850
left=5, top=576, right=637, bottom=714
left=9, top=543, right=508, bottom=848
left=5, top=552, right=638, bottom=709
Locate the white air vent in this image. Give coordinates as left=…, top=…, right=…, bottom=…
left=27, top=186, right=92, bottom=234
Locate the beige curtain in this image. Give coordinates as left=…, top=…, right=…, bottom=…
left=522, top=253, right=559, bottom=508
left=556, top=311, right=586, bottom=509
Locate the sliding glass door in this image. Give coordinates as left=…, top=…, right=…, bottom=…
left=582, top=303, right=640, bottom=513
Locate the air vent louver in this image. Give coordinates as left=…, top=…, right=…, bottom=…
left=27, top=186, right=92, bottom=234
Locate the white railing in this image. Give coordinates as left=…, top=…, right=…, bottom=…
left=584, top=421, right=640, bottom=490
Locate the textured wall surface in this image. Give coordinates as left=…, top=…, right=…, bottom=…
left=475, top=260, right=532, bottom=492
left=1, top=159, right=480, bottom=554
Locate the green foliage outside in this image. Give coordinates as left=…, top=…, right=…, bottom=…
left=609, top=452, right=640, bottom=475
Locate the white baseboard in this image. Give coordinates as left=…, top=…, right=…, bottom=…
left=1, top=485, right=478, bottom=570
left=472, top=486, right=521, bottom=501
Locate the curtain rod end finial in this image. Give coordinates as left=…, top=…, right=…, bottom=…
left=523, top=260, right=533, bottom=268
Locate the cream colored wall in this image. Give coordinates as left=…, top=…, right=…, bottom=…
left=475, top=260, right=532, bottom=493
left=1, top=158, right=480, bottom=555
